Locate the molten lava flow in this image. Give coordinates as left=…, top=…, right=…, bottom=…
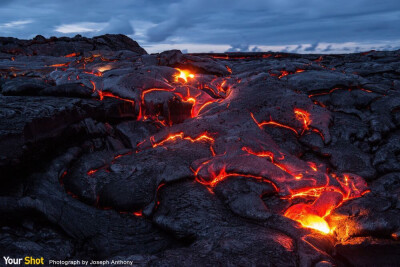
left=284, top=174, right=368, bottom=234
left=294, top=108, right=324, bottom=139
left=98, top=91, right=135, bottom=103
left=278, top=70, right=290, bottom=79
left=195, top=166, right=279, bottom=190
left=241, top=146, right=275, bottom=161
left=48, top=63, right=70, bottom=68
left=294, top=108, right=311, bottom=134
left=209, top=55, right=229, bottom=59
left=64, top=52, right=78, bottom=58
left=210, top=145, right=216, bottom=156
left=96, top=64, right=113, bottom=73
left=308, top=162, right=318, bottom=172
left=141, top=88, right=175, bottom=105
left=133, top=210, right=143, bottom=217
left=174, top=68, right=195, bottom=83
left=150, top=132, right=214, bottom=148
left=112, top=151, right=133, bottom=163
left=241, top=146, right=310, bottom=180
left=314, top=56, right=323, bottom=62
left=308, top=88, right=345, bottom=97
left=138, top=88, right=176, bottom=122
left=252, top=109, right=324, bottom=139
left=84, top=70, right=102, bottom=77
left=297, top=214, right=330, bottom=234
left=250, top=112, right=298, bottom=135
left=361, top=50, right=375, bottom=56
left=284, top=191, right=339, bottom=234
left=90, top=80, right=96, bottom=93
left=87, top=169, right=99, bottom=176
left=196, top=100, right=218, bottom=116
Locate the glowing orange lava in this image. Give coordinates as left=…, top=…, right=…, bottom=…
left=84, top=70, right=102, bottom=77
left=278, top=70, right=290, bottom=79
left=284, top=173, right=368, bottom=234
left=90, top=80, right=96, bottom=92
left=250, top=112, right=298, bottom=135
left=174, top=68, right=195, bottom=83
left=294, top=108, right=311, bottom=134
left=87, top=169, right=98, bottom=176
left=98, top=91, right=135, bottom=103
left=195, top=166, right=279, bottom=190
left=96, top=64, right=113, bottom=73
left=284, top=191, right=341, bottom=234
left=133, top=210, right=143, bottom=217
left=48, top=63, right=70, bottom=67
left=241, top=146, right=275, bottom=161
left=299, top=214, right=330, bottom=234
left=150, top=132, right=214, bottom=148
left=64, top=52, right=78, bottom=58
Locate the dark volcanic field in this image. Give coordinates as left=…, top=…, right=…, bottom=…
left=0, top=34, right=400, bottom=266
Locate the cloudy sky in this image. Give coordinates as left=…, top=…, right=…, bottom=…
left=0, top=0, right=399, bottom=53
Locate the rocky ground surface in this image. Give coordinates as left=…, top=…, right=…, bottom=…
left=0, top=34, right=400, bottom=266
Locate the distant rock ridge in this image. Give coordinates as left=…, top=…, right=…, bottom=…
left=0, top=34, right=147, bottom=56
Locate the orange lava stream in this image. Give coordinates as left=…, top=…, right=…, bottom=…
left=84, top=70, right=102, bottom=77
left=294, top=108, right=311, bottom=134
left=150, top=132, right=214, bottom=148
left=99, top=91, right=135, bottom=103
left=241, top=146, right=275, bottom=161
left=48, top=63, right=70, bottom=67
left=250, top=112, right=298, bottom=135
left=133, top=210, right=143, bottom=217
left=64, top=52, right=79, bottom=58
left=195, top=166, right=279, bottom=191
left=90, top=80, right=96, bottom=93
left=141, top=88, right=175, bottom=104
left=87, top=169, right=99, bottom=176
left=251, top=109, right=325, bottom=141
left=278, top=70, right=290, bottom=79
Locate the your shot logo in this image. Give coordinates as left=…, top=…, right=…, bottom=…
left=3, top=256, right=44, bottom=265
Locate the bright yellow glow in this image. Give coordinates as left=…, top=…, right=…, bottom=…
left=97, top=64, right=113, bottom=73
left=299, top=214, right=331, bottom=234
left=175, top=68, right=195, bottom=82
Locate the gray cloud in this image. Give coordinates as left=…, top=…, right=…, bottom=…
left=97, top=17, right=134, bottom=36
left=252, top=46, right=262, bottom=52
left=305, top=42, right=319, bottom=52
left=226, top=44, right=250, bottom=52
left=147, top=18, right=180, bottom=42
left=291, top=45, right=303, bottom=53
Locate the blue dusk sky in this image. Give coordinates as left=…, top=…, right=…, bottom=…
left=0, top=0, right=399, bottom=53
